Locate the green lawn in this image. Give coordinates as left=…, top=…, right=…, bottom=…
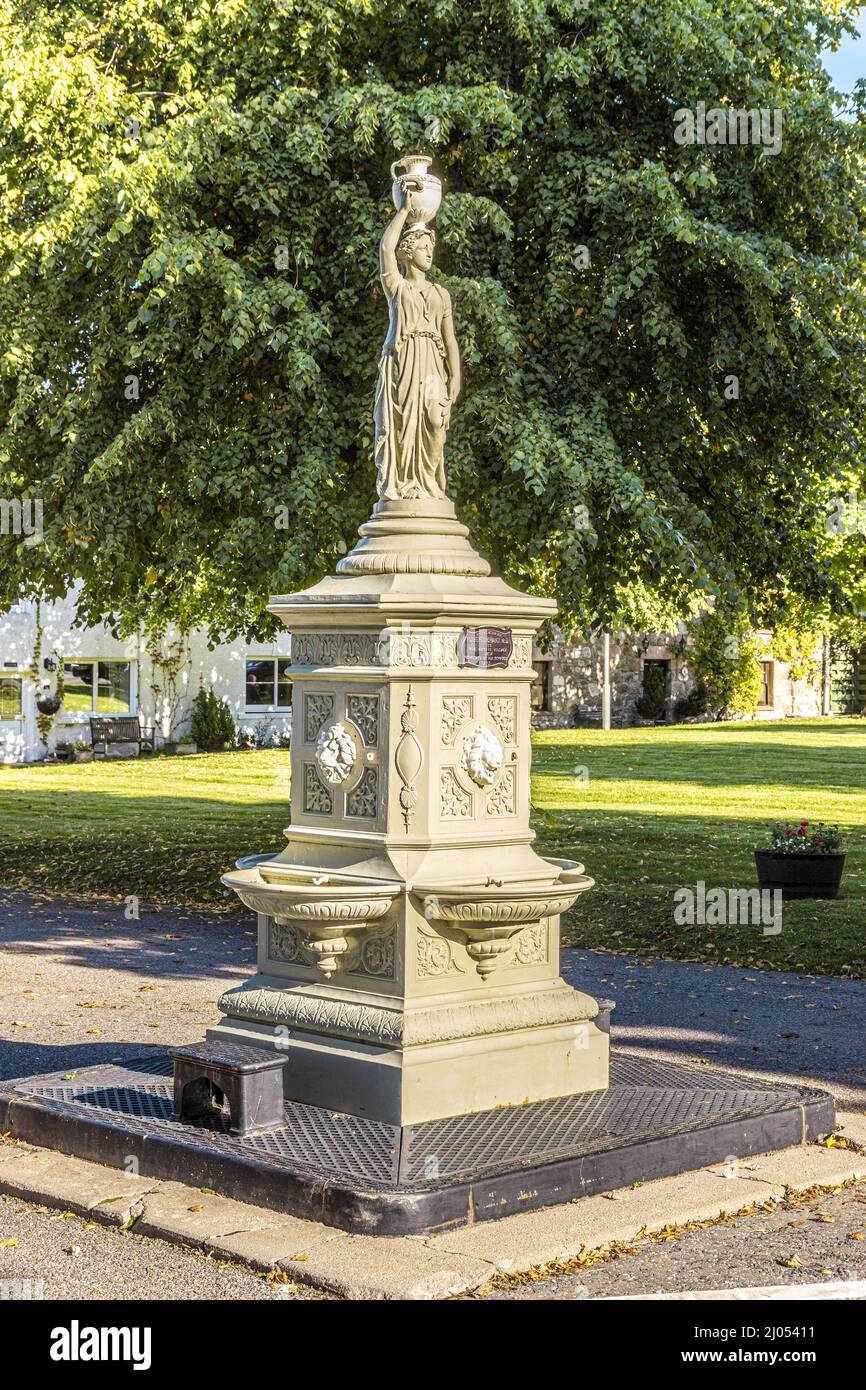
left=2, top=718, right=864, bottom=976
left=533, top=719, right=866, bottom=977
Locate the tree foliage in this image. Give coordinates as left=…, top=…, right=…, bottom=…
left=2, top=0, right=866, bottom=639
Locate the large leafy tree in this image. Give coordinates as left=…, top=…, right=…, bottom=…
left=1, top=0, right=865, bottom=640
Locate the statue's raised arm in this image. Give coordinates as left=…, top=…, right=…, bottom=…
left=373, top=156, right=458, bottom=502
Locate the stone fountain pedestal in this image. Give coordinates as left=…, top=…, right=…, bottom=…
left=1, top=502, right=834, bottom=1236
left=0, top=503, right=835, bottom=1238
left=209, top=497, right=609, bottom=1125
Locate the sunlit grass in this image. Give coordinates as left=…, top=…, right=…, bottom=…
left=531, top=719, right=866, bottom=976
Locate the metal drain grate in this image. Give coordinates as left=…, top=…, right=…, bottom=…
left=5, top=1050, right=810, bottom=1192
left=609, top=1053, right=784, bottom=1091
left=19, top=1072, right=399, bottom=1183
left=1, top=1049, right=831, bottom=1236
left=399, top=1085, right=786, bottom=1181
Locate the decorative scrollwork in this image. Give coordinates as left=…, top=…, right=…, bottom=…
left=303, top=763, right=333, bottom=814
left=440, top=767, right=472, bottom=817
left=304, top=693, right=334, bottom=743
left=346, top=693, right=380, bottom=747
left=292, top=633, right=380, bottom=667
left=346, top=766, right=378, bottom=819
left=487, top=766, right=516, bottom=816
left=487, top=696, right=517, bottom=745
left=441, top=695, right=472, bottom=745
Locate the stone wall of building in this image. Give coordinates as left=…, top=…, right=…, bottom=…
left=532, top=629, right=824, bottom=729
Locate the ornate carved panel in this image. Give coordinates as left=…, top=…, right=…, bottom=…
left=293, top=633, right=380, bottom=667
left=303, top=763, right=333, bottom=815
left=346, top=928, right=396, bottom=979
left=347, top=693, right=379, bottom=747
left=346, top=766, right=378, bottom=819
left=269, top=922, right=302, bottom=963
left=440, top=767, right=472, bottom=817
left=512, top=923, right=548, bottom=965
left=487, top=695, right=517, bottom=745
left=378, top=630, right=460, bottom=668
left=304, top=692, right=334, bottom=743
left=486, top=766, right=516, bottom=816
left=416, top=920, right=464, bottom=978
left=441, top=695, right=473, bottom=746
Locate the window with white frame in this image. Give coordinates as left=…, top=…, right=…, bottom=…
left=245, top=657, right=292, bottom=711
left=63, top=661, right=132, bottom=714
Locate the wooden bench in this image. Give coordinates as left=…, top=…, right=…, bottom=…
left=89, top=715, right=154, bottom=757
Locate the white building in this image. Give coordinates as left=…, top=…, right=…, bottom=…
left=0, top=589, right=292, bottom=764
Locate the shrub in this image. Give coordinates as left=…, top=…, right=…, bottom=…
left=634, top=663, right=667, bottom=720
left=190, top=687, right=236, bottom=751
left=691, top=608, right=763, bottom=720
left=673, top=678, right=710, bottom=723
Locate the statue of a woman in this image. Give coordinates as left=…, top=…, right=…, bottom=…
left=374, top=179, right=461, bottom=501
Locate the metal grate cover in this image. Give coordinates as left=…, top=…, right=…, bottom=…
left=7, top=1051, right=819, bottom=1192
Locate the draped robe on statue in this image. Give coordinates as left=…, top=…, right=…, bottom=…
left=374, top=266, right=453, bottom=500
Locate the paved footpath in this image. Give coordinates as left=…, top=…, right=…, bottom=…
left=562, top=949, right=866, bottom=1108
left=1, top=891, right=865, bottom=1300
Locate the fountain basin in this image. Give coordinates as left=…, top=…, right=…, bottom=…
left=416, top=857, right=594, bottom=977
left=221, top=865, right=402, bottom=977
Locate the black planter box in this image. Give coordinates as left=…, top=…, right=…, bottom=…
left=755, top=849, right=846, bottom=900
